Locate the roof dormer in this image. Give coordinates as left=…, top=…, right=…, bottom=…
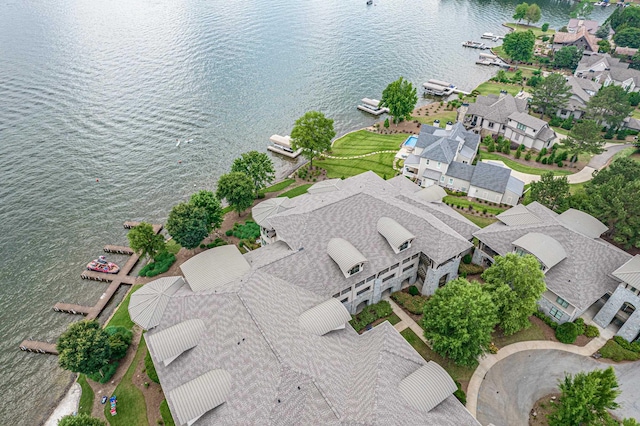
left=327, top=238, right=367, bottom=278
left=377, top=217, right=416, bottom=254
left=512, top=232, right=566, bottom=271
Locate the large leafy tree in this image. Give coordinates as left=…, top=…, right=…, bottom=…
left=553, top=46, right=583, bottom=70
left=513, top=2, right=529, bottom=24
left=216, top=172, right=255, bottom=215
left=586, top=85, right=633, bottom=130
left=503, top=30, right=536, bottom=63
left=231, top=151, right=275, bottom=195
left=482, top=253, right=546, bottom=335
left=127, top=222, right=165, bottom=260
left=579, top=158, right=640, bottom=248
left=525, top=3, right=541, bottom=25
left=548, top=367, right=620, bottom=426
left=189, top=190, right=223, bottom=231
left=165, top=202, right=209, bottom=249
left=290, top=111, right=335, bottom=168
left=595, top=23, right=610, bottom=39
left=607, top=6, right=640, bottom=31
left=57, top=320, right=112, bottom=377
left=614, top=27, right=640, bottom=48
left=380, top=77, right=418, bottom=124
left=562, top=119, right=605, bottom=167
left=58, top=414, right=106, bottom=426
left=531, top=73, right=571, bottom=118
left=528, top=172, right=571, bottom=212
left=422, top=278, right=498, bottom=366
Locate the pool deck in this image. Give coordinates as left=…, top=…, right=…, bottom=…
left=395, top=134, right=418, bottom=159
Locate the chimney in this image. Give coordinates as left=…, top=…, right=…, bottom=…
left=433, top=119, right=440, bottom=128
left=445, top=121, right=453, bottom=131
left=457, top=103, right=469, bottom=123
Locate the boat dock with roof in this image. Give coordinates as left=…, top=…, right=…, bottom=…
left=462, top=40, right=488, bottom=49
left=475, top=52, right=509, bottom=67
left=357, top=98, right=390, bottom=116
left=267, top=134, right=302, bottom=158
left=423, top=79, right=457, bottom=96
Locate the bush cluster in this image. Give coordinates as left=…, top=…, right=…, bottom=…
left=88, top=361, right=119, bottom=384
left=231, top=220, right=260, bottom=240
left=408, top=285, right=420, bottom=296
left=462, top=254, right=472, bottom=265
left=145, top=350, right=160, bottom=383
left=599, top=339, right=640, bottom=362
left=533, top=310, right=558, bottom=330
left=585, top=324, right=600, bottom=338
left=349, top=300, right=393, bottom=332
left=556, top=322, right=578, bottom=343
left=458, top=263, right=484, bottom=276
left=139, top=251, right=176, bottom=277
left=201, top=238, right=227, bottom=249
left=454, top=381, right=466, bottom=405
left=391, top=291, right=429, bottom=315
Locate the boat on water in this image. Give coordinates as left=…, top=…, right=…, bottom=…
left=86, top=255, right=120, bottom=274
left=462, top=40, right=488, bottom=49
left=357, top=98, right=389, bottom=115
left=366, top=0, right=372, bottom=4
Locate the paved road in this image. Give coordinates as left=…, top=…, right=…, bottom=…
left=588, top=143, right=634, bottom=169
left=476, top=350, right=640, bottom=426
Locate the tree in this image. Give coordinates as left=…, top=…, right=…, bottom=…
left=597, top=39, right=611, bottom=53
left=631, top=51, right=640, bottom=70
left=595, top=23, right=610, bottom=39
left=586, top=85, right=633, bottom=130
left=58, top=414, right=106, bottom=426
left=513, top=2, right=529, bottom=24
left=503, top=30, right=536, bottom=63
left=562, top=119, right=605, bottom=167
left=541, top=23, right=549, bottom=32
left=529, top=172, right=570, bottom=211
left=607, top=6, right=640, bottom=32
left=380, top=77, right=418, bottom=124
left=422, top=279, right=498, bottom=366
left=614, top=27, right=640, bottom=48
left=530, top=73, right=571, bottom=118
left=231, top=151, right=275, bottom=195
left=216, top=172, right=255, bottom=215
left=105, top=326, right=133, bottom=360
left=290, top=111, right=335, bottom=168
left=482, top=253, right=546, bottom=335
left=571, top=1, right=593, bottom=20
left=166, top=202, right=209, bottom=249
left=525, top=4, right=541, bottom=25
left=548, top=367, right=620, bottom=426
left=127, top=222, right=165, bottom=261
left=189, top=190, right=223, bottom=231
left=552, top=46, right=584, bottom=70
left=57, top=320, right=112, bottom=377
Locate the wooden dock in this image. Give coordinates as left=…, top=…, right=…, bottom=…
left=53, top=303, right=91, bottom=316
left=19, top=340, right=58, bottom=355
left=104, top=245, right=134, bottom=255
left=123, top=221, right=163, bottom=234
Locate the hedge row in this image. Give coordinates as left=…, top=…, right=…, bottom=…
left=139, top=251, right=176, bottom=277
left=349, top=300, right=393, bottom=333
left=391, top=291, right=429, bottom=315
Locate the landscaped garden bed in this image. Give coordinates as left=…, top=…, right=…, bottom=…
left=349, top=300, right=399, bottom=333
left=598, top=336, right=640, bottom=362
left=391, top=287, right=429, bottom=323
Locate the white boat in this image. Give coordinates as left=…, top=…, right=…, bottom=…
left=267, top=134, right=302, bottom=158
left=357, top=98, right=389, bottom=116
left=481, top=32, right=495, bottom=39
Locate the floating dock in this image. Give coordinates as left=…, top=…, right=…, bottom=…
left=267, top=134, right=303, bottom=158
left=104, top=245, right=134, bottom=255
left=357, top=98, right=390, bottom=116
left=462, top=40, right=489, bottom=50
left=19, top=340, right=58, bottom=355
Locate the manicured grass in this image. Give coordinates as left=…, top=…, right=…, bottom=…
left=459, top=211, right=499, bottom=228
left=160, top=400, right=176, bottom=426
left=612, top=147, right=638, bottom=162
left=400, top=328, right=475, bottom=382
left=473, top=81, right=523, bottom=97
left=443, top=196, right=508, bottom=215
left=412, top=110, right=458, bottom=126
left=77, top=374, right=94, bottom=416
left=551, top=126, right=569, bottom=136
left=491, top=320, right=547, bottom=349
left=505, top=23, right=556, bottom=37
left=277, top=184, right=313, bottom=198
left=382, top=313, right=401, bottom=326
left=106, top=285, right=142, bottom=329
left=105, top=337, right=148, bottom=425
left=632, top=109, right=640, bottom=119
left=480, top=151, right=573, bottom=175
left=260, top=179, right=295, bottom=193
left=165, top=239, right=181, bottom=255
left=569, top=181, right=586, bottom=195
left=319, top=153, right=397, bottom=179
left=599, top=339, right=640, bottom=362
left=329, top=130, right=406, bottom=157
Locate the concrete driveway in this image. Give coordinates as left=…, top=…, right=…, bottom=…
left=476, top=350, right=640, bottom=426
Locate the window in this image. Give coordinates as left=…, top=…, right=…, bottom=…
left=426, top=159, right=430, bottom=165
left=341, top=288, right=351, bottom=296
left=356, top=287, right=371, bottom=296
left=377, top=268, right=389, bottom=277
left=488, top=121, right=494, bottom=129
left=448, top=177, right=454, bottom=185
left=341, top=297, right=349, bottom=303
left=412, top=253, right=419, bottom=259
left=506, top=196, right=512, bottom=204
left=366, top=275, right=375, bottom=282
left=461, top=187, right=467, bottom=192
left=517, top=122, right=526, bottom=131
left=437, top=162, right=442, bottom=169
left=391, top=263, right=399, bottom=270
left=382, top=274, right=396, bottom=283
left=556, top=296, right=569, bottom=308
left=440, top=175, right=445, bottom=182
left=402, top=258, right=411, bottom=264
left=549, top=307, right=564, bottom=319
left=402, top=264, right=415, bottom=272
left=355, top=280, right=366, bottom=288
left=333, top=293, right=340, bottom=298
left=399, top=241, right=410, bottom=251
left=348, top=264, right=361, bottom=275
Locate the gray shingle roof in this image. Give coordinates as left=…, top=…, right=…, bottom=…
left=496, top=204, right=542, bottom=226
left=506, top=176, right=525, bottom=197
left=377, top=217, right=416, bottom=253
left=145, top=319, right=205, bottom=366
left=415, top=123, right=479, bottom=165
left=508, top=112, right=548, bottom=132
left=128, top=276, right=185, bottom=330
left=466, top=94, right=528, bottom=125
left=253, top=197, right=292, bottom=227
left=446, top=162, right=475, bottom=182
left=413, top=185, right=447, bottom=203
left=404, top=154, right=420, bottom=166
left=308, top=178, right=344, bottom=194
left=423, top=169, right=442, bottom=181
left=327, top=238, right=368, bottom=278
left=470, top=162, right=511, bottom=193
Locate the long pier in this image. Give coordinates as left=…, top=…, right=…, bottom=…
left=20, top=221, right=163, bottom=355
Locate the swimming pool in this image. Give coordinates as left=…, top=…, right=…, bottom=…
left=404, top=135, right=418, bottom=148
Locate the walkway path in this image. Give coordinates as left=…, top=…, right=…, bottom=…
left=321, top=150, right=397, bottom=160
left=387, top=298, right=428, bottom=343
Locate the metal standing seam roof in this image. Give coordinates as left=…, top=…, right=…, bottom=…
left=252, top=197, right=292, bottom=228
left=496, top=204, right=542, bottom=226
left=307, top=178, right=344, bottom=194
left=557, top=209, right=608, bottom=239
left=168, top=369, right=232, bottom=426
left=512, top=232, right=567, bottom=269
left=377, top=217, right=416, bottom=254
left=612, top=255, right=640, bottom=288
left=180, top=245, right=251, bottom=292
left=146, top=319, right=206, bottom=366
left=414, top=185, right=447, bottom=203
left=128, top=276, right=185, bottom=330
left=327, top=238, right=367, bottom=278
left=399, top=362, right=458, bottom=412
left=269, top=134, right=292, bottom=148
left=298, top=298, right=352, bottom=336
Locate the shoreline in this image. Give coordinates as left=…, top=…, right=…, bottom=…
left=44, top=381, right=81, bottom=425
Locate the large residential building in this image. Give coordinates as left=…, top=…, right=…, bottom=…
left=473, top=202, right=640, bottom=342
left=129, top=172, right=481, bottom=425
left=503, top=111, right=557, bottom=151
left=552, top=26, right=599, bottom=53
left=557, top=75, right=601, bottom=120
left=575, top=53, right=640, bottom=92
left=459, top=91, right=528, bottom=137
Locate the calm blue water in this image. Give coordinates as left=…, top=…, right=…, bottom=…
left=0, top=0, right=612, bottom=423
left=404, top=135, right=419, bottom=148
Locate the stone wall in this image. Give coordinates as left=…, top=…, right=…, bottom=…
left=594, top=285, right=640, bottom=342
left=423, top=256, right=461, bottom=296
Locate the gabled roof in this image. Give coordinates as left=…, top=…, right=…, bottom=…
left=567, top=19, right=599, bottom=34
left=446, top=162, right=475, bottom=182
left=168, top=369, right=232, bottom=426
left=553, top=26, right=598, bottom=52
left=506, top=176, right=525, bottom=197
left=146, top=319, right=206, bottom=366
left=399, top=362, right=458, bottom=412
left=496, top=204, right=542, bottom=226
left=404, top=154, right=421, bottom=166
left=557, top=209, right=608, bottom=238
left=414, top=185, right=447, bottom=203
left=513, top=232, right=567, bottom=269
left=252, top=197, right=292, bottom=227
left=377, top=217, right=416, bottom=254
left=466, top=93, right=528, bottom=124
left=327, top=238, right=367, bottom=277
left=180, top=245, right=251, bottom=292
left=508, top=112, right=548, bottom=133
left=308, top=178, right=344, bottom=194
left=128, top=276, right=185, bottom=330
left=612, top=255, right=640, bottom=288
left=470, top=162, right=511, bottom=193
left=298, top=298, right=352, bottom=336
left=415, top=123, right=479, bottom=165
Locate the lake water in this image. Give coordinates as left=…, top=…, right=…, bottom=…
left=0, top=0, right=612, bottom=423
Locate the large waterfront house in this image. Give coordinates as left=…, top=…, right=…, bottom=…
left=458, top=91, right=528, bottom=137
left=127, top=172, right=480, bottom=426
left=473, top=202, right=640, bottom=342
left=567, top=18, right=603, bottom=36
left=556, top=75, right=601, bottom=120
left=575, top=53, right=640, bottom=92
left=552, top=26, right=599, bottom=53
left=503, top=111, right=557, bottom=151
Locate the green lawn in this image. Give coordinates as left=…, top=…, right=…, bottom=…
left=612, top=147, right=638, bottom=162
left=504, top=22, right=556, bottom=37
left=551, top=126, right=569, bottom=136
left=569, top=181, right=586, bottom=195
left=319, top=153, right=397, bottom=179
left=385, top=313, right=401, bottom=326
left=400, top=328, right=475, bottom=382
left=491, top=319, right=548, bottom=349
left=459, top=212, right=499, bottom=228
left=160, top=400, right=176, bottom=426
left=632, top=109, right=640, bottom=119
left=260, top=179, right=295, bottom=194
left=443, top=196, right=508, bottom=215
left=106, top=285, right=142, bottom=329
left=480, top=151, right=573, bottom=175
left=473, top=81, right=523, bottom=97
left=105, top=338, right=148, bottom=425
left=412, top=110, right=458, bottom=126
left=77, top=374, right=94, bottom=416
left=328, top=130, right=406, bottom=157
left=277, top=184, right=313, bottom=198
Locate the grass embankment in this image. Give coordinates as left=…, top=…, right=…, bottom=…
left=473, top=81, right=522, bottom=97
left=443, top=196, right=508, bottom=215
left=504, top=23, right=556, bottom=37
left=77, top=374, right=94, bottom=416
left=105, top=339, right=148, bottom=425
left=412, top=110, right=458, bottom=126
left=491, top=320, right=547, bottom=348
left=459, top=212, right=498, bottom=228
left=278, top=184, right=313, bottom=198
left=106, top=285, right=143, bottom=329
left=260, top=179, right=295, bottom=193
left=480, top=151, right=574, bottom=176
left=160, top=400, right=176, bottom=426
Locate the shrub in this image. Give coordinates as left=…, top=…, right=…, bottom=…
left=458, top=263, right=484, bottom=276
left=617, top=130, right=628, bottom=140
left=88, top=361, right=118, bottom=384
left=349, top=300, right=393, bottom=332
left=391, top=291, right=429, bottom=315
left=561, top=117, right=574, bottom=130
left=574, top=317, right=586, bottom=335
left=557, top=160, right=563, bottom=167
left=540, top=148, right=548, bottom=156
left=502, top=144, right=510, bottom=155
left=541, top=157, right=548, bottom=164
left=599, top=339, right=640, bottom=362
left=613, top=335, right=640, bottom=352
left=534, top=310, right=558, bottom=330
left=558, top=151, right=568, bottom=161
left=535, top=154, right=542, bottom=162
left=462, top=254, right=472, bottom=264
left=604, top=128, right=615, bottom=139
left=384, top=118, right=390, bottom=128
left=225, top=229, right=233, bottom=236
left=256, top=192, right=265, bottom=199
left=549, top=116, right=562, bottom=127
left=199, top=243, right=206, bottom=249
left=145, top=350, right=160, bottom=383
left=541, top=35, right=549, bottom=42
left=408, top=285, right=420, bottom=296
left=454, top=381, right=466, bottom=405
left=525, top=151, right=532, bottom=161
left=482, top=208, right=488, bottom=214
left=515, top=146, right=522, bottom=159
left=206, top=238, right=228, bottom=249
left=139, top=252, right=176, bottom=277
left=231, top=220, right=260, bottom=240
left=487, top=140, right=496, bottom=152
left=585, top=325, right=600, bottom=338
left=556, top=322, right=578, bottom=344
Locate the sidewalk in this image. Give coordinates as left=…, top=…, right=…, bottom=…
left=387, top=298, right=429, bottom=345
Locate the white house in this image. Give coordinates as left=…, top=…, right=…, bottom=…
left=503, top=112, right=557, bottom=151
